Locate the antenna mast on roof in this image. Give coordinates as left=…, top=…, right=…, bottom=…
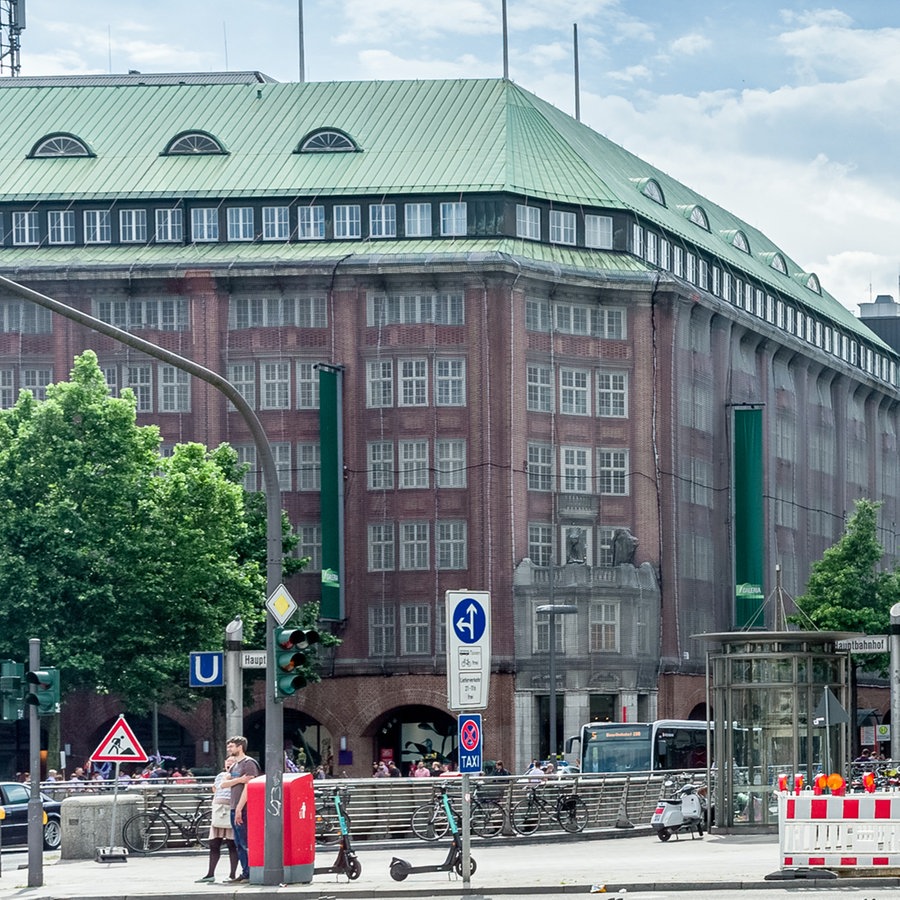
left=573, top=23, right=580, bottom=121
left=501, top=0, right=508, bottom=79
left=0, top=0, right=25, bottom=76
left=298, top=0, right=306, bottom=83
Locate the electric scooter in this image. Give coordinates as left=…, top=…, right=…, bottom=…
left=650, top=780, right=707, bottom=841
left=389, top=785, right=477, bottom=881
left=314, top=787, right=362, bottom=880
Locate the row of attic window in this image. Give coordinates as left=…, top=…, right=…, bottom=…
left=29, top=131, right=813, bottom=292
left=27, top=129, right=356, bottom=158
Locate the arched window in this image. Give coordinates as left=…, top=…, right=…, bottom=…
left=634, top=178, right=665, bottom=206
left=732, top=231, right=750, bottom=253
left=30, top=133, right=92, bottom=158
left=770, top=253, right=787, bottom=274
left=688, top=205, right=709, bottom=230
left=806, top=273, right=821, bottom=294
left=164, top=132, right=226, bottom=155
left=297, top=129, right=358, bottom=153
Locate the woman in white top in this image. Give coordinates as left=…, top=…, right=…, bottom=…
left=196, top=757, right=238, bottom=883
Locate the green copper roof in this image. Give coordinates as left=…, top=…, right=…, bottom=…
left=0, top=237, right=653, bottom=280
left=0, top=76, right=880, bottom=346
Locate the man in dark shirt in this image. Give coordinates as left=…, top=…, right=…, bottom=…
left=220, top=735, right=260, bottom=883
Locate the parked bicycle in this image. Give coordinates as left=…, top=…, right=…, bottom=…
left=410, top=782, right=505, bottom=840
left=122, top=791, right=212, bottom=854
left=512, top=783, right=588, bottom=834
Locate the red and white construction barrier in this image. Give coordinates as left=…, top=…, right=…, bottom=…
left=779, top=791, right=900, bottom=870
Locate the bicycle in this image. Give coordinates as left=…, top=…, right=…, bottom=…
left=410, top=782, right=505, bottom=840
left=512, top=782, right=588, bottom=834
left=122, top=791, right=213, bottom=853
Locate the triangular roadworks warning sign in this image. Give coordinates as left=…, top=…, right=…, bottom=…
left=91, top=715, right=149, bottom=763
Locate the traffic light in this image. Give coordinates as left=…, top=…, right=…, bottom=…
left=25, top=668, right=60, bottom=716
left=274, top=627, right=319, bottom=701
left=0, top=660, right=24, bottom=723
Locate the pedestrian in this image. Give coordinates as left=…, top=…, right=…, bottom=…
left=387, top=761, right=401, bottom=777
left=221, top=735, right=261, bottom=884
left=196, top=757, right=238, bottom=884
left=413, top=760, right=431, bottom=777
left=493, top=760, right=511, bottom=777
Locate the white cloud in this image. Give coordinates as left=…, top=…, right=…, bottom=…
left=336, top=0, right=497, bottom=44
left=606, top=64, right=652, bottom=84
left=357, top=49, right=494, bottom=81
left=669, top=33, right=711, bottom=57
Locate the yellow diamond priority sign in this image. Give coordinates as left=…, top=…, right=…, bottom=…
left=266, top=583, right=298, bottom=626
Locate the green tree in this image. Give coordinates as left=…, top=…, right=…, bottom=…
left=794, top=499, right=900, bottom=668
left=0, top=351, right=267, bottom=712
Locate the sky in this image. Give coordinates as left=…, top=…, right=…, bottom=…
left=17, top=1, right=900, bottom=314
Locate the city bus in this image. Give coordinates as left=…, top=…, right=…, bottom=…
left=570, top=720, right=710, bottom=774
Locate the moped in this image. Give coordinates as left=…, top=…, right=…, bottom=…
left=650, top=780, right=707, bottom=841
left=313, top=786, right=361, bottom=880
left=389, top=784, right=476, bottom=881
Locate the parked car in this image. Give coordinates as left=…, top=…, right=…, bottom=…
left=0, top=782, right=62, bottom=850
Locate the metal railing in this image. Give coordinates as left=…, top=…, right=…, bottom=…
left=47, top=772, right=670, bottom=845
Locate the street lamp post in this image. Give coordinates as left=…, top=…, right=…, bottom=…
left=536, top=604, right=577, bottom=762
left=0, top=275, right=286, bottom=884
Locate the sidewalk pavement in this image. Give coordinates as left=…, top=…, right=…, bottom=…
left=0, top=829, right=892, bottom=899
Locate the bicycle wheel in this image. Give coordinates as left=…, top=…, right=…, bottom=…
left=411, top=803, right=448, bottom=841
left=122, top=812, right=170, bottom=853
left=194, top=809, right=213, bottom=848
left=557, top=795, right=588, bottom=833
left=471, top=800, right=504, bottom=838
left=512, top=798, right=541, bottom=835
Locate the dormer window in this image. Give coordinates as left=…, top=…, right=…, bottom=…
left=688, top=205, right=709, bottom=230
left=297, top=129, right=359, bottom=153
left=164, top=131, right=226, bottom=155
left=633, top=177, right=665, bottom=206
left=806, top=273, right=821, bottom=294
left=731, top=231, right=750, bottom=253
left=770, top=253, right=787, bottom=274
left=30, top=133, right=92, bottom=158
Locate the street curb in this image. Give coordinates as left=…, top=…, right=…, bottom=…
left=57, top=876, right=900, bottom=900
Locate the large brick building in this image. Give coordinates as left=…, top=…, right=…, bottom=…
left=0, top=72, right=896, bottom=775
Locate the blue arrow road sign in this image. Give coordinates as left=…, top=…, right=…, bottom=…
left=189, top=652, right=224, bottom=687
left=458, top=713, right=483, bottom=774
left=452, top=596, right=487, bottom=645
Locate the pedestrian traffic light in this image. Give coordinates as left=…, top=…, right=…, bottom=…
left=25, top=668, right=60, bottom=716
left=0, top=660, right=24, bottom=723
left=274, top=627, right=319, bottom=701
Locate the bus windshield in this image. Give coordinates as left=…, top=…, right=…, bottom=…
left=578, top=721, right=709, bottom=774
left=582, top=725, right=653, bottom=773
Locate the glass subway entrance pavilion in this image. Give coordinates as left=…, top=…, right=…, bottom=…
left=700, top=631, right=855, bottom=831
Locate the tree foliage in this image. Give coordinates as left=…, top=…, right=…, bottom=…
left=794, top=499, right=900, bottom=668
left=0, top=351, right=271, bottom=712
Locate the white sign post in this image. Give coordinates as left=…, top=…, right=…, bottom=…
left=446, top=590, right=491, bottom=710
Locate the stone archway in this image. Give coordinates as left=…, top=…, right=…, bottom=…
left=367, top=704, right=457, bottom=776
left=242, top=708, right=332, bottom=774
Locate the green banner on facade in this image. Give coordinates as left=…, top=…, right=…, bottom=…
left=733, top=407, right=764, bottom=628
left=318, top=366, right=344, bottom=621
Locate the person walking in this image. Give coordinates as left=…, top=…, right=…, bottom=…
left=196, top=757, right=238, bottom=884
left=220, top=735, right=260, bottom=884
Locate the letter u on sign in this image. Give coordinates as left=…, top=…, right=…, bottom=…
left=190, top=652, right=224, bottom=687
